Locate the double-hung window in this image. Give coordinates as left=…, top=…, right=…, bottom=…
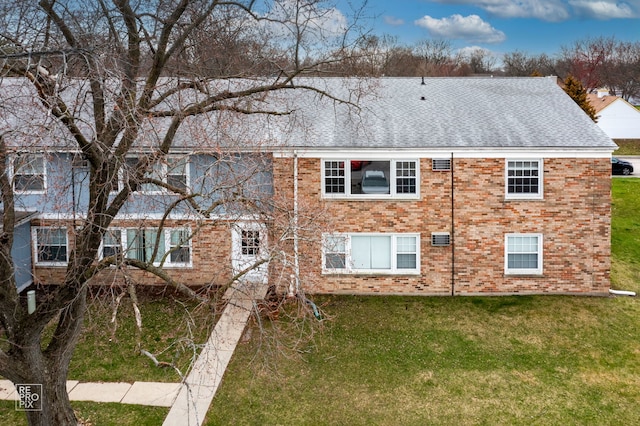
left=322, top=159, right=418, bottom=198
left=506, top=159, right=543, bottom=199
left=33, top=227, right=68, bottom=266
left=102, top=228, right=192, bottom=267
left=14, top=153, right=46, bottom=193
left=119, top=155, right=189, bottom=193
left=505, top=234, right=543, bottom=275
left=102, top=230, right=123, bottom=259
left=323, top=233, right=419, bottom=274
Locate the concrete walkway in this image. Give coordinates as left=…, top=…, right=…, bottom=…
left=1, top=279, right=267, bottom=425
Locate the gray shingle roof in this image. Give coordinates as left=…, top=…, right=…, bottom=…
left=281, top=77, right=616, bottom=150
left=0, top=76, right=616, bottom=152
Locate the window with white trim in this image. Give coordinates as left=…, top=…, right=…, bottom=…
left=322, top=160, right=418, bottom=198
left=505, top=234, right=543, bottom=275
left=33, top=227, right=68, bottom=265
left=14, top=153, right=46, bottom=192
left=102, top=228, right=192, bottom=267
left=167, top=156, right=189, bottom=191
left=119, top=155, right=189, bottom=193
left=102, top=229, right=122, bottom=258
left=323, top=233, right=419, bottom=274
left=506, top=159, right=543, bottom=199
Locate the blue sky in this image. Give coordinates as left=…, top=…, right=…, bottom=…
left=337, top=0, right=640, bottom=57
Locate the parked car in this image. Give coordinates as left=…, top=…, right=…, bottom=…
left=361, top=170, right=389, bottom=194
left=612, top=157, right=634, bottom=175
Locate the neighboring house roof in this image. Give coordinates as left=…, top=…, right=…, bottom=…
left=0, top=76, right=616, bottom=152
left=587, top=93, right=618, bottom=113
left=586, top=93, right=640, bottom=139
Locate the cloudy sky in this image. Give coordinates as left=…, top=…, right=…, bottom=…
left=338, top=0, right=640, bottom=56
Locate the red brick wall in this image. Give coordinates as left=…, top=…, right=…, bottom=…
left=32, top=155, right=611, bottom=296
left=272, top=156, right=611, bottom=296
left=33, top=219, right=235, bottom=288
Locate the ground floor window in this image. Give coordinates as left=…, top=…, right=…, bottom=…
left=505, top=233, right=543, bottom=275
left=323, top=233, right=419, bottom=274
left=33, top=227, right=68, bottom=266
left=101, top=227, right=192, bottom=267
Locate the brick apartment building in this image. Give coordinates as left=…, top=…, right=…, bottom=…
left=4, top=77, right=616, bottom=295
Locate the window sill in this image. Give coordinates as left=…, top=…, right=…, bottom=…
left=16, top=190, right=46, bottom=195
left=35, top=263, right=68, bottom=268
left=504, top=273, right=544, bottom=277
left=322, top=270, right=420, bottom=276
left=323, top=195, right=420, bottom=201
left=504, top=196, right=544, bottom=201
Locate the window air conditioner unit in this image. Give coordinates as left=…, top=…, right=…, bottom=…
left=432, top=158, right=451, bottom=171
left=431, top=232, right=451, bottom=246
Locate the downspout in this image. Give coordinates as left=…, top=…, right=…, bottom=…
left=451, top=152, right=455, bottom=296
left=293, top=151, right=301, bottom=295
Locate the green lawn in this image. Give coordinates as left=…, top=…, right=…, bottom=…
left=612, top=139, right=640, bottom=155
left=0, top=400, right=167, bottom=425
left=68, top=290, right=221, bottom=383
left=208, top=179, right=640, bottom=425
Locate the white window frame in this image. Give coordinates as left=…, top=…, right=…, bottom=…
left=322, top=233, right=420, bottom=274
left=101, top=229, right=123, bottom=260
left=504, top=233, right=543, bottom=275
left=101, top=227, right=192, bottom=267
left=322, top=159, right=420, bottom=199
left=118, top=155, right=190, bottom=194
left=505, top=159, right=543, bottom=200
left=13, top=153, right=46, bottom=194
left=32, top=227, right=68, bottom=266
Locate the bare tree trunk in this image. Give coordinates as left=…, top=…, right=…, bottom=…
left=11, top=287, right=87, bottom=426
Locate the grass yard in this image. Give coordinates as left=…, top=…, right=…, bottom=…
left=0, top=400, right=168, bottom=425
left=68, top=289, right=221, bottom=383
left=207, top=179, right=640, bottom=425
left=612, top=139, right=640, bottom=155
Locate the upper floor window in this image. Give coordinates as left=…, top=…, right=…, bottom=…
left=323, top=233, right=420, bottom=274
left=119, top=155, right=189, bottom=193
left=506, top=159, right=543, bottom=199
left=101, top=227, right=192, bottom=267
left=322, top=159, right=418, bottom=198
left=33, top=227, right=68, bottom=266
left=14, top=153, right=46, bottom=193
left=505, top=233, right=543, bottom=275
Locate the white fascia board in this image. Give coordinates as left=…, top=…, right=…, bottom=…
left=273, top=148, right=616, bottom=159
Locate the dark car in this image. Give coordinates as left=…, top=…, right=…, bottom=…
left=612, top=157, right=634, bottom=175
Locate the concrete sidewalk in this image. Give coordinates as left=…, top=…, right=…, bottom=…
left=0, top=379, right=181, bottom=407
left=2, top=279, right=267, bottom=425
left=163, top=279, right=267, bottom=425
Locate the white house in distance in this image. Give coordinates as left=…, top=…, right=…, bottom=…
left=587, top=91, right=640, bottom=139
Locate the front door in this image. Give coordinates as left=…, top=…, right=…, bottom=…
left=231, top=222, right=268, bottom=283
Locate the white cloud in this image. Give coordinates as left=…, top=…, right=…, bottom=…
left=432, top=0, right=640, bottom=21
left=414, top=14, right=506, bottom=43
left=569, top=0, right=638, bottom=19
left=384, top=15, right=405, bottom=26
left=432, top=0, right=571, bottom=22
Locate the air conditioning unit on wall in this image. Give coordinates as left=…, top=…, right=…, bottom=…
left=431, top=232, right=451, bottom=246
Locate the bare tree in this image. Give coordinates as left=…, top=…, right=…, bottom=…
left=600, top=40, right=640, bottom=102
left=501, top=51, right=558, bottom=77
left=559, top=37, right=613, bottom=92
left=0, top=1, right=368, bottom=424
